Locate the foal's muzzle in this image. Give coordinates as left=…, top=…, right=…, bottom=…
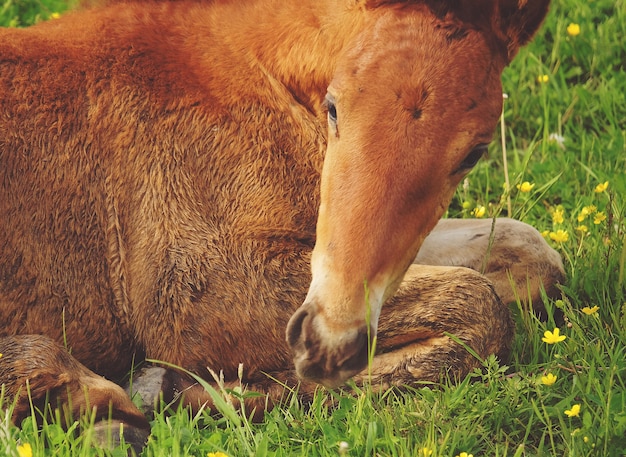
left=286, top=301, right=373, bottom=387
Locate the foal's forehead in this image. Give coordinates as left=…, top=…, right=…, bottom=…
left=332, top=9, right=501, bottom=103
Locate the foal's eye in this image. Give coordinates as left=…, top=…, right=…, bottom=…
left=457, top=144, right=488, bottom=173
left=324, top=93, right=339, bottom=137
left=324, top=94, right=337, bottom=124
left=327, top=101, right=337, bottom=123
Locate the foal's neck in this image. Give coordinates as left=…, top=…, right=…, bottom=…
left=217, top=0, right=365, bottom=113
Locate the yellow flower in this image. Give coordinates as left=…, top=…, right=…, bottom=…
left=456, top=453, right=474, bottom=457
left=577, top=205, right=597, bottom=221
left=565, top=404, right=581, bottom=417
left=577, top=210, right=588, bottom=222
left=542, top=327, right=566, bottom=344
left=517, top=181, right=535, bottom=193
left=472, top=206, right=486, bottom=218
left=567, top=23, right=581, bottom=36
left=541, top=373, right=557, bottom=385
left=537, top=74, right=549, bottom=83
left=582, top=305, right=599, bottom=315
left=541, top=230, right=550, bottom=238
left=50, top=12, right=61, bottom=19
left=593, top=212, right=606, bottom=225
left=208, top=452, right=229, bottom=457
left=549, top=230, right=569, bottom=243
left=551, top=207, right=565, bottom=224
left=420, top=448, right=433, bottom=456
left=576, top=225, right=588, bottom=233
left=17, top=444, right=33, bottom=457
left=594, top=181, right=609, bottom=193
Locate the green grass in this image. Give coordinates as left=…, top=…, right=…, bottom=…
left=0, top=0, right=70, bottom=26
left=1, top=0, right=625, bottom=455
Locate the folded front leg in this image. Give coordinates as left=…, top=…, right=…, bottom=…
left=353, top=265, right=512, bottom=388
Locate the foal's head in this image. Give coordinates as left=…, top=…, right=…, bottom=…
left=287, top=0, right=550, bottom=386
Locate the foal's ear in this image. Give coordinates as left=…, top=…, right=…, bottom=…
left=492, top=0, right=551, bottom=61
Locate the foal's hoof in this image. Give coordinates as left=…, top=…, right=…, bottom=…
left=92, top=419, right=149, bottom=456
left=125, top=366, right=170, bottom=417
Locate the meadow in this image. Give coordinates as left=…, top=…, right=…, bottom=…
left=1, top=0, right=624, bottom=455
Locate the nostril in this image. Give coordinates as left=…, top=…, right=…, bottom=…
left=286, top=308, right=308, bottom=348
left=338, top=326, right=370, bottom=373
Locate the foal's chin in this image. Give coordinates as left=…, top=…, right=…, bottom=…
left=286, top=304, right=374, bottom=387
